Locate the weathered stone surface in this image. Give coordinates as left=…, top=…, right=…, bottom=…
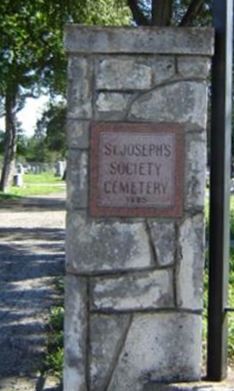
left=67, top=57, right=92, bottom=119
left=128, top=81, right=208, bottom=129
left=96, top=57, right=153, bottom=90
left=185, top=134, right=206, bottom=210
left=95, top=92, right=133, bottom=120
left=66, top=212, right=153, bottom=274
left=67, top=119, right=90, bottom=149
left=148, top=222, right=176, bottom=266
left=144, top=383, right=231, bottom=391
left=90, top=314, right=131, bottom=391
left=177, top=56, right=211, bottom=79
left=91, top=270, right=174, bottom=311
left=177, top=214, right=205, bottom=310
left=65, top=26, right=214, bottom=56
left=96, top=92, right=132, bottom=111
left=67, top=150, right=88, bottom=209
left=107, top=313, right=202, bottom=390
left=63, top=275, right=87, bottom=391
left=151, top=56, right=175, bottom=84
left=96, top=56, right=175, bottom=91
left=64, top=25, right=212, bottom=390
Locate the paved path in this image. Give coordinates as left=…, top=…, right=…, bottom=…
left=0, top=197, right=65, bottom=390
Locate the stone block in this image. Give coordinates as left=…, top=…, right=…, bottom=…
left=67, top=150, right=88, bottom=209
left=91, top=270, right=174, bottom=311
left=65, top=26, right=214, bottom=56
left=128, top=81, right=208, bottom=129
left=177, top=56, right=211, bottom=79
left=151, top=56, right=175, bottom=84
left=63, top=275, right=87, bottom=391
left=90, top=314, right=131, bottom=391
left=185, top=134, right=206, bottom=210
left=177, top=214, right=205, bottom=310
left=148, top=222, right=176, bottom=266
left=67, top=57, right=92, bottom=119
left=144, top=383, right=228, bottom=391
left=67, top=119, right=90, bottom=149
left=95, top=92, right=133, bottom=120
left=66, top=212, right=153, bottom=274
left=96, top=56, right=175, bottom=91
left=96, top=57, right=153, bottom=90
left=105, top=313, right=202, bottom=390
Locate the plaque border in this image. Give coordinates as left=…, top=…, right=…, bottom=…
left=90, top=122, right=184, bottom=218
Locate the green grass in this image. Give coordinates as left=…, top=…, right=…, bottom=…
left=45, top=306, right=64, bottom=377
left=24, top=172, right=62, bottom=184
left=44, top=278, right=64, bottom=379
left=0, top=172, right=65, bottom=199
left=203, top=195, right=234, bottom=368
left=0, top=192, right=22, bottom=201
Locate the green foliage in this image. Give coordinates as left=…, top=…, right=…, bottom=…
left=228, top=250, right=234, bottom=362
left=230, top=199, right=234, bottom=241
left=203, top=198, right=234, bottom=366
left=45, top=347, right=64, bottom=377
left=173, top=0, right=212, bottom=25
left=227, top=249, right=234, bottom=361
left=0, top=0, right=131, bottom=190
left=49, top=306, right=64, bottom=333
left=127, top=0, right=212, bottom=26
left=24, top=136, right=49, bottom=163
left=82, top=0, right=131, bottom=26
left=0, top=130, right=4, bottom=154
left=35, top=102, right=67, bottom=160
left=16, top=133, right=28, bottom=158
left=0, top=0, right=131, bottom=99
left=44, top=280, right=64, bottom=378
left=0, top=192, right=21, bottom=201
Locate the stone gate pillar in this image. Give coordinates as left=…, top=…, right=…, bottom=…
left=64, top=26, right=214, bottom=391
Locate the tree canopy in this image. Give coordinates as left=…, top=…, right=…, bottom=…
left=0, top=0, right=212, bottom=191
left=0, top=0, right=130, bottom=190
left=127, top=0, right=211, bottom=26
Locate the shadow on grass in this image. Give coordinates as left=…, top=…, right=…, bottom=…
left=0, top=195, right=66, bottom=210
left=0, top=192, right=22, bottom=201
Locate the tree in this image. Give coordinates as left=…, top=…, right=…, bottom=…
left=127, top=0, right=211, bottom=26
left=0, top=130, right=4, bottom=156
left=0, top=0, right=130, bottom=191
left=35, top=102, right=67, bottom=161
left=0, top=0, right=211, bottom=191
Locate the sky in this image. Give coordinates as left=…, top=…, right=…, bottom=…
left=0, top=95, right=49, bottom=137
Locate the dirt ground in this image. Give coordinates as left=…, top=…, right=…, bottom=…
left=0, top=198, right=65, bottom=390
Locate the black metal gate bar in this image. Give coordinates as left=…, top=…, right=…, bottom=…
left=207, top=0, right=233, bottom=381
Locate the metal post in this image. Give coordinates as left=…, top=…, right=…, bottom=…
left=207, top=0, right=233, bottom=381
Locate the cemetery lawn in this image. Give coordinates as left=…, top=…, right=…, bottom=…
left=0, top=172, right=65, bottom=199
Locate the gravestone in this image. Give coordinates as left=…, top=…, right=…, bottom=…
left=17, top=163, right=24, bottom=175
left=55, top=160, right=66, bottom=178
left=64, top=26, right=214, bottom=391
left=13, top=173, right=23, bottom=187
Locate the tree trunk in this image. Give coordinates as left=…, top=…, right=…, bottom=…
left=0, top=88, right=17, bottom=192
left=180, top=0, right=204, bottom=26
left=127, top=0, right=150, bottom=25
left=151, top=0, right=172, bottom=26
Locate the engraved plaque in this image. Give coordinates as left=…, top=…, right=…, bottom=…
left=90, top=122, right=184, bottom=217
